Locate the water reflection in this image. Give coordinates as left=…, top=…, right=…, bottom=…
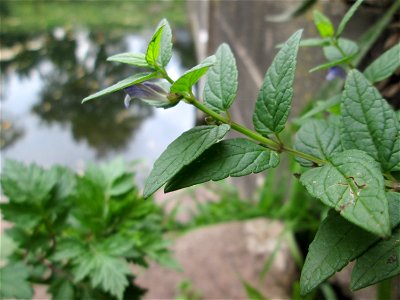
left=1, top=25, right=196, bottom=168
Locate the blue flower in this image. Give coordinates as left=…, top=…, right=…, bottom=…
left=326, top=66, right=346, bottom=81
left=124, top=81, right=180, bottom=109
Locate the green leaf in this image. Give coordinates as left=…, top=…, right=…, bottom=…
left=143, top=124, right=230, bottom=198
left=204, top=43, right=238, bottom=112
left=1, top=160, right=57, bottom=204
left=0, top=262, right=33, bottom=299
left=243, top=280, right=267, bottom=300
left=299, top=38, right=330, bottom=47
left=146, top=24, right=164, bottom=67
left=364, top=43, right=400, bottom=83
left=294, top=94, right=341, bottom=124
left=253, top=30, right=302, bottom=135
left=336, top=0, right=364, bottom=38
left=0, top=202, right=42, bottom=228
left=294, top=119, right=342, bottom=167
left=165, top=138, right=279, bottom=192
left=107, top=52, right=149, bottom=68
left=300, top=149, right=390, bottom=237
left=170, top=55, right=216, bottom=93
left=323, top=38, right=358, bottom=61
left=341, top=70, right=400, bottom=171
left=313, top=10, right=335, bottom=38
left=73, top=252, right=131, bottom=300
left=351, top=225, right=400, bottom=291
left=156, top=19, right=173, bottom=67
left=82, top=72, right=158, bottom=103
left=48, top=279, right=74, bottom=300
left=310, top=55, right=354, bottom=72
left=300, top=192, right=400, bottom=295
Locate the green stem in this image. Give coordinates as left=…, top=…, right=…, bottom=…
left=186, top=95, right=327, bottom=165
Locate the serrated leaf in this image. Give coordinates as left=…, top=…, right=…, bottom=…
left=294, top=119, right=342, bottom=167
left=300, top=149, right=390, bottom=237
left=48, top=279, right=74, bottom=300
left=300, top=192, right=400, bottom=295
left=82, top=72, right=158, bottom=102
left=0, top=262, right=33, bottom=299
left=107, top=52, right=149, bottom=68
left=1, top=160, right=57, bottom=204
left=73, top=252, right=131, bottom=300
left=143, top=124, right=230, bottom=198
left=364, top=43, right=400, bottom=83
left=253, top=30, right=302, bottom=135
left=336, top=0, right=364, bottom=38
left=204, top=43, right=238, bottom=113
left=351, top=225, right=400, bottom=291
left=156, top=19, right=173, bottom=67
left=341, top=70, right=400, bottom=171
left=170, top=55, right=216, bottom=93
left=0, top=202, right=42, bottom=228
left=323, top=38, right=358, bottom=61
left=310, top=55, right=354, bottom=72
left=313, top=10, right=335, bottom=38
left=146, top=25, right=164, bottom=67
left=165, top=138, right=279, bottom=192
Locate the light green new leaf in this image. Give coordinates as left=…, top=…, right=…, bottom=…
left=165, top=138, right=279, bottom=192
left=341, top=70, right=400, bottom=171
left=300, top=149, right=390, bottom=237
left=323, top=38, right=358, bottom=61
left=170, top=55, right=216, bottom=93
left=253, top=30, right=302, bottom=135
left=107, top=52, right=149, bottom=67
left=313, top=10, right=335, bottom=38
left=156, top=19, right=173, bottom=67
left=143, top=124, right=230, bottom=198
left=73, top=252, right=131, bottom=300
left=336, top=0, right=364, bottom=38
left=351, top=225, right=400, bottom=291
left=146, top=25, right=164, bottom=67
left=204, top=43, right=238, bottom=113
left=364, top=43, right=400, bottom=83
left=294, top=119, right=342, bottom=167
left=300, top=192, right=400, bottom=295
left=82, top=72, right=158, bottom=103
left=1, top=160, right=57, bottom=204
left=0, top=262, right=33, bottom=299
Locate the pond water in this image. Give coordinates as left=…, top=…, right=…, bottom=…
left=1, top=23, right=196, bottom=178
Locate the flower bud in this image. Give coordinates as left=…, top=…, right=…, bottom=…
left=124, top=81, right=180, bottom=109
left=326, top=66, right=346, bottom=81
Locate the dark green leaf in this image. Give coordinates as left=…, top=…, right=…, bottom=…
left=364, top=43, right=400, bottom=83
left=336, top=0, right=364, bottom=38
left=351, top=225, right=400, bottom=290
left=310, top=55, right=354, bottom=72
left=0, top=262, right=33, bottom=299
left=165, top=138, right=279, bottom=192
left=300, top=192, right=400, bottom=295
left=243, top=280, right=267, bottom=300
left=313, top=10, right=335, bottom=38
left=49, top=279, right=74, bottom=300
left=145, top=25, right=164, bottom=67
left=323, top=38, right=358, bottom=61
left=107, top=52, right=149, bottom=67
left=1, top=160, right=57, bottom=204
left=294, top=119, right=342, bottom=167
left=253, top=30, right=302, bottom=135
left=82, top=72, right=158, bottom=102
left=300, top=149, right=390, bottom=237
left=341, top=70, right=400, bottom=171
left=170, top=55, right=216, bottom=93
left=156, top=19, right=173, bottom=67
left=0, top=202, right=42, bottom=228
left=204, top=43, right=238, bottom=112
left=143, top=125, right=230, bottom=198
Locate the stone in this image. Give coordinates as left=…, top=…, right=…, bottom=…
left=134, top=218, right=297, bottom=299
